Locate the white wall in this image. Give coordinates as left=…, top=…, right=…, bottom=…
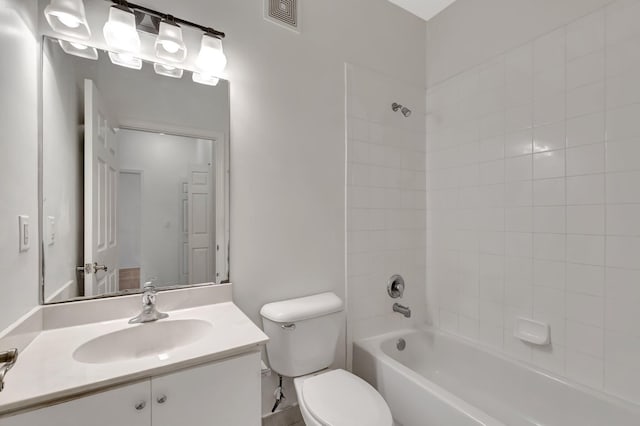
left=0, top=0, right=40, bottom=330
left=42, top=39, right=82, bottom=302
left=346, top=64, right=427, bottom=366
left=118, top=130, right=212, bottom=287
left=425, top=0, right=640, bottom=405
left=426, top=0, right=617, bottom=87
left=213, top=1, right=424, bottom=413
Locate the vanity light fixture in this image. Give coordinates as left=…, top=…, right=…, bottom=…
left=192, top=72, right=219, bottom=87
left=44, top=0, right=91, bottom=39
left=103, top=2, right=141, bottom=54
left=155, top=18, right=187, bottom=63
left=108, top=51, right=142, bottom=70
left=195, top=33, right=227, bottom=77
left=46, top=0, right=227, bottom=82
left=58, top=39, right=98, bottom=60
left=154, top=63, right=183, bottom=79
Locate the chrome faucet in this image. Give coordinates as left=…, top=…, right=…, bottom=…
left=393, top=303, right=411, bottom=318
left=129, top=284, right=169, bottom=324
left=0, top=348, right=18, bottom=392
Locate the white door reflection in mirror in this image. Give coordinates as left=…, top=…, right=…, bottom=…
left=180, top=180, right=189, bottom=285
left=118, top=171, right=142, bottom=290
left=84, top=79, right=119, bottom=297
left=188, top=165, right=214, bottom=285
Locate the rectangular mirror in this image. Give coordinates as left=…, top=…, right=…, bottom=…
left=41, top=36, right=230, bottom=304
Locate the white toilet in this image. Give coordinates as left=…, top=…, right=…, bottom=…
left=260, top=292, right=393, bottom=426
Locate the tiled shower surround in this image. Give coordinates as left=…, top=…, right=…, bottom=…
left=346, top=64, right=427, bottom=364
left=426, top=0, right=640, bottom=404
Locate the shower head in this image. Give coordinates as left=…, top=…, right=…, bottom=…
left=392, top=102, right=412, bottom=118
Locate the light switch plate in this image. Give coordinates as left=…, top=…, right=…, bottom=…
left=47, top=216, right=56, bottom=246
left=19, top=215, right=29, bottom=252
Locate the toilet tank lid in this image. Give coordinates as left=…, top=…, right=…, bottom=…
left=260, top=292, right=344, bottom=323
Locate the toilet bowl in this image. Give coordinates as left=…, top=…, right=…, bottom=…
left=294, top=369, right=392, bottom=426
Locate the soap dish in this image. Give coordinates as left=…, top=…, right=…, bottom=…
left=514, top=317, right=550, bottom=345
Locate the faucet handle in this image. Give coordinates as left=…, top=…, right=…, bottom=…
left=141, top=283, right=158, bottom=306
left=143, top=277, right=158, bottom=290
left=143, top=282, right=156, bottom=292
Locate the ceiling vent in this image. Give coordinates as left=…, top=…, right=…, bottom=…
left=265, top=0, right=300, bottom=33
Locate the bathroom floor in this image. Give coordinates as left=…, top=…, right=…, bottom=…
left=262, top=405, right=304, bottom=426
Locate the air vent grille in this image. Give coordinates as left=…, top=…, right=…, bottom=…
left=266, top=0, right=300, bottom=32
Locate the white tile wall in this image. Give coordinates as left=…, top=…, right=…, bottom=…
left=346, top=64, right=427, bottom=365
left=426, top=0, right=640, bottom=405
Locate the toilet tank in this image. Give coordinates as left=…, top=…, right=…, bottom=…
left=260, top=292, right=344, bottom=377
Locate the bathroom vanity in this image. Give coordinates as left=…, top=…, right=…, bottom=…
left=0, top=285, right=268, bottom=425
left=0, top=353, right=259, bottom=426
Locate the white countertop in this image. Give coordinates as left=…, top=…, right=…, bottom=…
left=0, top=301, right=268, bottom=416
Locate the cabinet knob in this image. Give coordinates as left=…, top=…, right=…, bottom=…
left=135, top=401, right=146, bottom=411
left=157, top=394, right=167, bottom=404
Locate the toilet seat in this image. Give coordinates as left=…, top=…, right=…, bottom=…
left=297, top=369, right=392, bottom=426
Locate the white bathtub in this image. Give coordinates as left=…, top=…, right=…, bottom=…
left=353, top=329, right=640, bottom=426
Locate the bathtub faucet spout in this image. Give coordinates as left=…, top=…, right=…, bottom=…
left=393, top=303, right=411, bottom=318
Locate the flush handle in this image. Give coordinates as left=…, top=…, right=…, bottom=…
left=281, top=323, right=296, bottom=331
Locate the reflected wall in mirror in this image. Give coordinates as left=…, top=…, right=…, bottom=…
left=41, top=36, right=230, bottom=304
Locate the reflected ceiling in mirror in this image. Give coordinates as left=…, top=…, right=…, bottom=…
left=41, top=36, right=230, bottom=304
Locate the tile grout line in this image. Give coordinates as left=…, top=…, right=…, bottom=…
left=529, top=36, right=537, bottom=365
left=562, top=22, right=570, bottom=380
left=602, top=5, right=609, bottom=393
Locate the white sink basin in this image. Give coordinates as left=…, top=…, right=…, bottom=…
left=73, top=319, right=212, bottom=364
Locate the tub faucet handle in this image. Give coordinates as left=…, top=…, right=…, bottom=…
left=387, top=275, right=405, bottom=299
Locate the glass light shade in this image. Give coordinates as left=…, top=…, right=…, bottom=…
left=154, top=63, right=183, bottom=79
left=44, top=0, right=91, bottom=39
left=155, top=21, right=187, bottom=63
left=103, top=6, right=140, bottom=53
left=192, top=72, right=219, bottom=87
left=108, top=51, right=142, bottom=70
left=58, top=39, right=98, bottom=60
left=195, top=34, right=227, bottom=76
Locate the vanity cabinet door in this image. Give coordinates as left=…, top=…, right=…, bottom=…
left=151, top=351, right=261, bottom=426
left=0, top=381, right=151, bottom=426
